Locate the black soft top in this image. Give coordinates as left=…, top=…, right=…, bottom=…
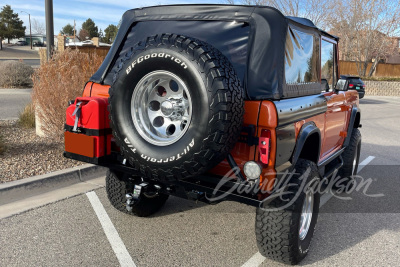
left=90, top=5, right=338, bottom=100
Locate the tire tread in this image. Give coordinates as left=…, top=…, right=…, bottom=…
left=108, top=34, right=244, bottom=182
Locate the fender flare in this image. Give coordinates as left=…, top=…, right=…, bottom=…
left=344, top=105, right=360, bottom=147
left=291, top=122, right=321, bottom=167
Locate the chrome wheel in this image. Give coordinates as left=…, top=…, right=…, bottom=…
left=131, top=71, right=192, bottom=146
left=299, top=190, right=314, bottom=240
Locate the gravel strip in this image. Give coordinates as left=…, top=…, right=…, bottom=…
left=0, top=120, right=83, bottom=183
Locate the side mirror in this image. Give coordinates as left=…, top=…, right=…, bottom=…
left=321, top=79, right=330, bottom=92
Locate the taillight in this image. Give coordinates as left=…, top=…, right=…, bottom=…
left=362, top=85, right=365, bottom=88
left=348, top=84, right=354, bottom=88
left=259, top=129, right=271, bottom=165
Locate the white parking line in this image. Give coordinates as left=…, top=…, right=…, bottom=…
left=319, top=192, right=334, bottom=208
left=241, top=252, right=266, bottom=267
left=357, top=156, right=375, bottom=172
left=86, top=191, right=136, bottom=267
left=241, top=156, right=375, bottom=267
left=319, top=155, right=375, bottom=207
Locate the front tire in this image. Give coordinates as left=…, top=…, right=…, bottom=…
left=106, top=169, right=169, bottom=217
left=255, top=159, right=321, bottom=265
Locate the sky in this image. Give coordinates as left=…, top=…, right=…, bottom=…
left=0, top=0, right=221, bottom=35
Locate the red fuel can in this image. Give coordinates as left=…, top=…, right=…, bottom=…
left=64, top=97, right=112, bottom=163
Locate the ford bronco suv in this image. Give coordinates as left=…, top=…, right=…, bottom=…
left=64, top=5, right=362, bottom=264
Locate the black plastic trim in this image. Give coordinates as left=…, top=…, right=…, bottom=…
left=291, top=122, right=321, bottom=166
left=317, top=147, right=345, bottom=167
left=227, top=153, right=246, bottom=181
left=239, top=125, right=259, bottom=146
left=275, top=124, right=296, bottom=167
left=63, top=152, right=112, bottom=165
left=343, top=105, right=360, bottom=147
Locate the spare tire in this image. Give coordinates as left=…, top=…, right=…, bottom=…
left=109, top=34, right=244, bottom=181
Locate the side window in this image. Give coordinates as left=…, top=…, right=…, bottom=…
left=335, top=79, right=345, bottom=90
left=285, top=27, right=320, bottom=84
left=321, top=40, right=335, bottom=89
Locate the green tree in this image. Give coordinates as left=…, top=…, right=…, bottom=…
left=81, top=18, right=98, bottom=39
left=102, top=24, right=118, bottom=44
left=60, top=23, right=74, bottom=36
left=0, top=5, right=26, bottom=43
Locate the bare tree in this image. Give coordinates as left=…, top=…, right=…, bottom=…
left=329, top=0, right=400, bottom=76
left=78, top=29, right=90, bottom=41
left=32, top=18, right=45, bottom=35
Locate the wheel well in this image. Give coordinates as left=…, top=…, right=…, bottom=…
left=354, top=112, right=361, bottom=128
left=298, top=132, right=320, bottom=163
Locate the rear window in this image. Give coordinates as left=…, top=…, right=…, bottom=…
left=349, top=78, right=363, bottom=85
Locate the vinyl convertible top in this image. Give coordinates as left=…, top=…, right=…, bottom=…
left=90, top=4, right=338, bottom=100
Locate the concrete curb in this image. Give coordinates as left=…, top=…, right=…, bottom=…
left=0, top=164, right=107, bottom=205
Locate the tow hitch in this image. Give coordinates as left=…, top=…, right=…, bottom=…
left=125, top=183, right=148, bottom=212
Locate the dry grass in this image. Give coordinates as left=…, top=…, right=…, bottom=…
left=32, top=48, right=104, bottom=141
left=0, top=60, right=34, bottom=88
left=18, top=103, right=36, bottom=128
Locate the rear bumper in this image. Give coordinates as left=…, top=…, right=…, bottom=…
left=358, top=91, right=365, bottom=99
left=64, top=151, right=280, bottom=207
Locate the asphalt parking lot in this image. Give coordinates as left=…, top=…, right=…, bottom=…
left=1, top=96, right=399, bottom=266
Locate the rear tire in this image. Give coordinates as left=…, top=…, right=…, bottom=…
left=255, top=159, right=320, bottom=265
left=336, top=128, right=361, bottom=187
left=106, top=169, right=169, bottom=217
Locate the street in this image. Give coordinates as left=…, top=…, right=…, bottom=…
left=0, top=96, right=399, bottom=266
left=0, top=89, right=32, bottom=120
left=0, top=45, right=40, bottom=67
left=0, top=58, right=40, bottom=66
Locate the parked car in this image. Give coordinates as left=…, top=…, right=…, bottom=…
left=336, top=75, right=365, bottom=99
left=63, top=5, right=362, bottom=265
left=16, top=40, right=27, bottom=46
left=33, top=41, right=45, bottom=47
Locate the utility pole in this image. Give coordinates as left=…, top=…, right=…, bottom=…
left=20, top=11, right=32, bottom=50
left=73, top=20, right=76, bottom=44
left=45, top=0, right=54, bottom=61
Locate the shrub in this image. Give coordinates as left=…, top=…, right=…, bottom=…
left=0, top=133, right=5, bottom=155
left=32, top=48, right=104, bottom=140
left=18, top=103, right=36, bottom=128
left=0, top=60, right=34, bottom=88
